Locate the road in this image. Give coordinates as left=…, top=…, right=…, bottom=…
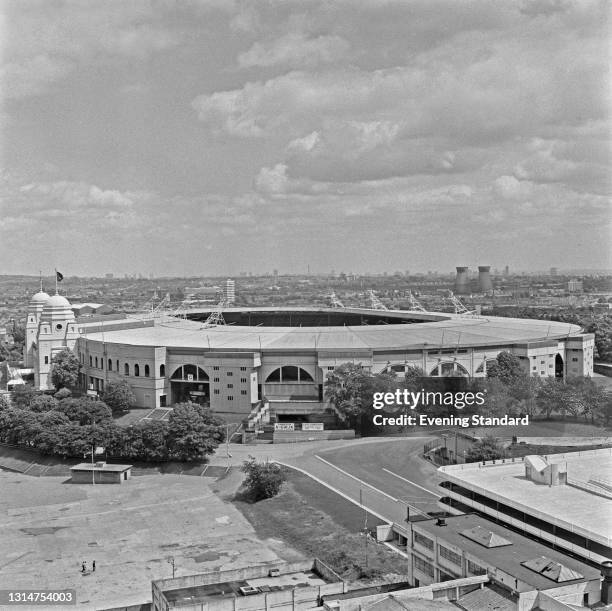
left=209, top=435, right=443, bottom=525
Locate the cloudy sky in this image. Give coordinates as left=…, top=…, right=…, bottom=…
left=0, top=0, right=610, bottom=276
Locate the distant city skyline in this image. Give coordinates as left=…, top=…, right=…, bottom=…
left=1, top=1, right=610, bottom=276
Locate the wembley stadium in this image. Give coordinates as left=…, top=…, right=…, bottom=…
left=23, top=292, right=595, bottom=424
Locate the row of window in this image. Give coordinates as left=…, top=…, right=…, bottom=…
left=213, top=390, right=248, bottom=397
left=438, top=545, right=462, bottom=567
left=413, top=555, right=434, bottom=577
left=413, top=532, right=434, bottom=551
left=84, top=353, right=165, bottom=379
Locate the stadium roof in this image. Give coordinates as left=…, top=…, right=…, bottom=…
left=79, top=307, right=584, bottom=353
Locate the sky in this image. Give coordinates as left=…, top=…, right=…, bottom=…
left=0, top=0, right=610, bottom=277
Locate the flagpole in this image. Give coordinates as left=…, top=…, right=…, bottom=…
left=39, top=270, right=43, bottom=292
left=55, top=269, right=58, bottom=295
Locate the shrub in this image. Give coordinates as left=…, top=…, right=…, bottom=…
left=241, top=456, right=287, bottom=501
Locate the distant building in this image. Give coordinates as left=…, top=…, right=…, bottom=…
left=225, top=278, right=235, bottom=304
left=550, top=267, right=559, bottom=276
left=567, top=279, right=584, bottom=293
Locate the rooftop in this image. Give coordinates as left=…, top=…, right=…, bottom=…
left=413, top=514, right=600, bottom=592
left=438, top=449, right=612, bottom=547
left=70, top=463, right=132, bottom=472
left=78, top=307, right=585, bottom=353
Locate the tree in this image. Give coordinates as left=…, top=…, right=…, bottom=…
left=0, top=394, right=10, bottom=411
left=241, top=456, right=286, bottom=501
left=487, top=352, right=525, bottom=386
left=167, top=402, right=225, bottom=461
left=11, top=385, right=37, bottom=409
left=55, top=398, right=112, bottom=425
left=404, top=365, right=426, bottom=388
left=465, top=436, right=505, bottom=462
left=29, top=394, right=58, bottom=413
left=101, top=379, right=136, bottom=415
left=49, top=349, right=81, bottom=391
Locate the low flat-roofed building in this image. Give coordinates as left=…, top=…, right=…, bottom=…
left=151, top=559, right=344, bottom=611
left=437, top=449, right=612, bottom=565
left=70, top=461, right=132, bottom=484
left=389, top=513, right=602, bottom=609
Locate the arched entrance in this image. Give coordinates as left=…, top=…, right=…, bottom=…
left=429, top=361, right=469, bottom=377
left=555, top=354, right=564, bottom=378
left=170, top=364, right=210, bottom=405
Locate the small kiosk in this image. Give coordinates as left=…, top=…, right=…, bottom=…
left=70, top=461, right=132, bottom=484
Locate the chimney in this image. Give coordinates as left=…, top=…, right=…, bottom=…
left=602, top=561, right=612, bottom=604
left=454, top=267, right=470, bottom=295
left=478, top=266, right=493, bottom=293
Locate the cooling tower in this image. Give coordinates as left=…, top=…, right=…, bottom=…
left=478, top=266, right=493, bottom=293
left=454, top=267, right=470, bottom=294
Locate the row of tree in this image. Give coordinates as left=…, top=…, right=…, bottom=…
left=0, top=393, right=225, bottom=462
left=324, top=352, right=612, bottom=435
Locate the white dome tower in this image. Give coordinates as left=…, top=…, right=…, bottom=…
left=36, top=294, right=79, bottom=390
left=24, top=290, right=50, bottom=368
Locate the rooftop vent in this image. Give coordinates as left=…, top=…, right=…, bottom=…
left=239, top=586, right=259, bottom=596
left=460, top=526, right=513, bottom=548
left=436, top=518, right=447, bottom=527
left=521, top=557, right=584, bottom=582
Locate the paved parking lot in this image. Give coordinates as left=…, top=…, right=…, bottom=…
left=0, top=470, right=284, bottom=610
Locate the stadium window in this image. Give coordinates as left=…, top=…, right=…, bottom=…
left=134, top=364, right=140, bottom=377
left=95, top=357, right=98, bottom=368
left=160, top=364, right=165, bottom=377
left=214, top=389, right=219, bottom=395
left=241, top=377, right=247, bottom=383
left=100, top=359, right=103, bottom=370
left=240, top=366, right=247, bottom=371
left=124, top=363, right=130, bottom=376
left=144, top=364, right=150, bottom=377
left=89, top=355, right=93, bottom=366
left=241, top=390, right=247, bottom=395
left=44, top=356, right=49, bottom=364
left=227, top=371, right=233, bottom=376
left=227, top=396, right=233, bottom=401
left=227, top=383, right=233, bottom=388
left=572, top=358, right=578, bottom=362
left=116, top=359, right=119, bottom=371
left=327, top=366, right=334, bottom=370
left=213, top=366, right=219, bottom=371
left=214, top=377, right=219, bottom=383
left=108, top=359, right=112, bottom=371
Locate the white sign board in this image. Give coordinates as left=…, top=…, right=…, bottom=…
left=302, top=423, right=324, bottom=431
left=274, top=423, right=295, bottom=431
left=187, top=374, right=194, bottom=381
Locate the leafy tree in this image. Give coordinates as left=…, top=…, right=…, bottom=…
left=241, top=456, right=286, bottom=501
left=535, top=378, right=568, bottom=419
left=404, top=365, right=426, bottom=388
left=167, top=402, right=224, bottom=461
left=486, top=352, right=525, bottom=386
left=101, top=379, right=136, bottom=415
left=10, top=385, right=37, bottom=409
left=54, top=388, right=72, bottom=400
left=29, top=394, right=58, bottom=413
left=465, top=436, right=505, bottom=462
left=49, top=349, right=81, bottom=391
left=55, top=398, right=112, bottom=425
left=0, top=394, right=10, bottom=411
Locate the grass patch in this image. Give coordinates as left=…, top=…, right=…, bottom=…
left=233, top=469, right=406, bottom=583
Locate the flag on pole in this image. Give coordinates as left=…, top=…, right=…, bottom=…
left=94, top=446, right=105, bottom=455
left=56, top=270, right=64, bottom=282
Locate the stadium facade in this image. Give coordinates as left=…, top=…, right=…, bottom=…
left=24, top=292, right=594, bottom=419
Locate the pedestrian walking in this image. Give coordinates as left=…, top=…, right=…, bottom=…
left=92, top=560, right=96, bottom=572
left=81, top=561, right=86, bottom=573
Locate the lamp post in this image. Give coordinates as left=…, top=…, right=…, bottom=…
left=167, top=556, right=176, bottom=578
